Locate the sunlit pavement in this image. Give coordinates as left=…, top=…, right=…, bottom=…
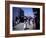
left=14, top=22, right=34, bottom=30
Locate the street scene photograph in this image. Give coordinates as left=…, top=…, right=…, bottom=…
left=12, top=7, right=40, bottom=31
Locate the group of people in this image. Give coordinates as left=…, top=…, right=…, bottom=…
left=14, top=16, right=35, bottom=30
left=24, top=16, right=34, bottom=30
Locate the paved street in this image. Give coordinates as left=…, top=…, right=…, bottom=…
left=14, top=22, right=34, bottom=30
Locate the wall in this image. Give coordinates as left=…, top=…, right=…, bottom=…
left=0, top=0, right=46, bottom=38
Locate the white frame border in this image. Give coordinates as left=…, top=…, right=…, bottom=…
left=10, top=4, right=43, bottom=34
